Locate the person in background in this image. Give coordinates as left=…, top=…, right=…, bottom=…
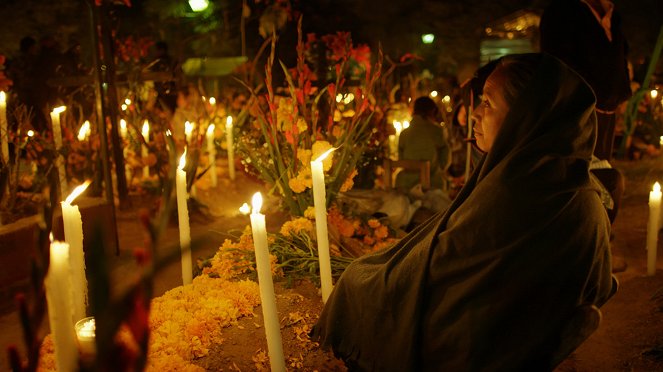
left=540, top=0, right=631, bottom=161
left=395, top=96, right=451, bottom=191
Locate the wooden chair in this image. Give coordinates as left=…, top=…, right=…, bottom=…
left=383, top=159, right=431, bottom=191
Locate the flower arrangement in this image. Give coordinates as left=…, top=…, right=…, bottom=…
left=236, top=19, right=382, bottom=216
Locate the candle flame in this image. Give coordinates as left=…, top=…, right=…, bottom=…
left=65, top=180, right=92, bottom=204
left=651, top=89, right=659, bottom=99
left=178, top=149, right=187, bottom=170
left=52, top=106, right=66, bottom=115
left=251, top=192, right=263, bottom=214
left=209, top=97, right=216, bottom=105
left=0, top=91, right=5, bottom=103
left=655, top=182, right=661, bottom=193
left=120, top=119, right=127, bottom=131
left=226, top=116, right=233, bottom=127
left=27, top=130, right=34, bottom=137
left=121, top=104, right=128, bottom=111
left=239, top=203, right=251, bottom=215
left=125, top=98, right=131, bottom=105
left=403, top=120, right=410, bottom=129
left=393, top=121, right=402, bottom=133
left=430, top=90, right=438, bottom=98
left=77, top=318, right=96, bottom=338
left=185, top=121, right=194, bottom=136
left=142, top=120, right=149, bottom=136
left=207, top=124, right=215, bottom=135
left=77, top=121, right=91, bottom=141
left=166, top=129, right=172, bottom=136
left=314, top=147, right=336, bottom=163
left=49, top=232, right=54, bottom=243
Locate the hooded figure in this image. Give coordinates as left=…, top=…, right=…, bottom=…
left=311, top=53, right=614, bottom=371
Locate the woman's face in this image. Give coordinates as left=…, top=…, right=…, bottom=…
left=472, top=69, right=510, bottom=152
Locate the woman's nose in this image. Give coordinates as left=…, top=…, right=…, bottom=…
left=471, top=105, right=482, bottom=123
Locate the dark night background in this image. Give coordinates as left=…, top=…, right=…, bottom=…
left=0, top=0, right=661, bottom=82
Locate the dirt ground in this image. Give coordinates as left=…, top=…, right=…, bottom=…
left=1, top=157, right=663, bottom=371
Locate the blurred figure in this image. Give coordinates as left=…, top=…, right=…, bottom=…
left=540, top=0, right=631, bottom=161
left=395, top=96, right=451, bottom=191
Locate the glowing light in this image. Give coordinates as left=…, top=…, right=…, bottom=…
left=393, top=121, right=403, bottom=135
left=343, top=93, right=355, bottom=104
left=403, top=120, right=410, bottom=129
left=77, top=121, right=91, bottom=141
left=422, top=34, right=435, bottom=44
left=442, top=95, right=451, bottom=103
left=178, top=149, right=187, bottom=170
left=336, top=94, right=343, bottom=103
left=226, top=116, right=233, bottom=127
left=655, top=182, right=661, bottom=193
left=239, top=203, right=251, bottom=215
left=27, top=130, right=34, bottom=137
left=188, top=0, right=209, bottom=12
left=124, top=98, right=131, bottom=105
left=430, top=90, right=438, bottom=98
left=76, top=318, right=95, bottom=338
left=314, top=147, right=336, bottom=163
left=121, top=104, right=128, bottom=111
left=651, top=89, right=659, bottom=99
left=251, top=192, right=263, bottom=214
left=52, top=106, right=66, bottom=115
left=209, top=97, right=216, bottom=105
left=142, top=120, right=149, bottom=138
left=207, top=124, right=215, bottom=135
left=65, top=180, right=91, bottom=204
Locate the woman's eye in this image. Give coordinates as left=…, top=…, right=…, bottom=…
left=482, top=100, right=490, bottom=108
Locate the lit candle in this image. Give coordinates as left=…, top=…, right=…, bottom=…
left=226, top=116, right=235, bottom=180
left=207, top=124, right=217, bottom=187
left=119, top=119, right=128, bottom=139
left=74, top=317, right=96, bottom=360
left=390, top=121, right=402, bottom=160
left=0, top=91, right=7, bottom=166
left=77, top=121, right=91, bottom=141
left=141, top=120, right=150, bottom=179
left=177, top=150, right=193, bottom=285
left=61, top=180, right=91, bottom=323
left=50, top=106, right=68, bottom=194
left=311, top=147, right=335, bottom=303
left=27, top=130, right=36, bottom=175
left=249, top=192, right=286, bottom=372
left=648, top=182, right=661, bottom=276
left=45, top=240, right=79, bottom=372
left=185, top=121, right=194, bottom=143
left=651, top=89, right=658, bottom=100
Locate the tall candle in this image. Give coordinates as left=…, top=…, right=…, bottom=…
left=207, top=124, right=217, bottom=187
left=249, top=192, right=286, bottom=372
left=120, top=119, right=130, bottom=182
left=50, top=106, right=68, bottom=194
left=311, top=147, right=335, bottom=302
left=647, top=182, right=661, bottom=276
left=62, top=180, right=91, bottom=323
left=177, top=150, right=193, bottom=285
left=0, top=91, right=7, bottom=166
left=141, top=120, right=150, bottom=179
left=45, top=241, right=79, bottom=372
left=226, top=116, right=235, bottom=181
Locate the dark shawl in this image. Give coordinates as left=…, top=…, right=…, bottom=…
left=311, top=54, right=614, bottom=371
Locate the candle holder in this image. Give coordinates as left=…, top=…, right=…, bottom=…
left=75, top=317, right=96, bottom=362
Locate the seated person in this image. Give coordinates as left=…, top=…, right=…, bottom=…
left=312, top=54, right=614, bottom=370
left=395, top=96, right=451, bottom=191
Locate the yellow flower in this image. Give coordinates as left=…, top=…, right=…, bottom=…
left=288, top=168, right=312, bottom=193
left=340, top=169, right=358, bottom=192
left=312, top=141, right=333, bottom=171
left=304, top=206, right=316, bottom=220
left=296, top=117, right=308, bottom=132
left=297, top=148, right=312, bottom=165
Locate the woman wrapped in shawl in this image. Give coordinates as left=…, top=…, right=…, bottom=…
left=311, top=53, right=614, bottom=371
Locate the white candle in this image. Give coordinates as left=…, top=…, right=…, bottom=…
left=226, top=116, right=235, bottom=180
left=119, top=119, right=128, bottom=139
left=311, top=147, right=334, bottom=303
left=141, top=120, right=150, bottom=179
left=207, top=124, right=217, bottom=187
left=77, top=120, right=91, bottom=142
left=185, top=121, right=194, bottom=144
left=45, top=240, right=79, bottom=372
left=177, top=150, right=193, bottom=285
left=249, top=192, right=286, bottom=372
left=74, top=317, right=96, bottom=360
left=648, top=182, right=661, bottom=276
left=120, top=119, right=131, bottom=182
left=27, top=130, right=37, bottom=175
left=61, top=180, right=91, bottom=323
left=50, top=106, right=68, bottom=194
left=0, top=91, right=7, bottom=166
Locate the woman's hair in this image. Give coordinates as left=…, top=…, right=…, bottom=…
left=492, top=55, right=540, bottom=107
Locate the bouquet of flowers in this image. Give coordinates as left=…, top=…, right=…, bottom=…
left=236, top=19, right=382, bottom=216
